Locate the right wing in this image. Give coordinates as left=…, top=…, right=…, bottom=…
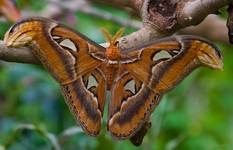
left=108, top=35, right=222, bottom=141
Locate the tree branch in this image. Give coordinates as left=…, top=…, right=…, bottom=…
left=78, top=5, right=142, bottom=29
left=89, top=0, right=231, bottom=45
left=89, top=0, right=144, bottom=14
left=22, top=0, right=141, bottom=29
left=0, top=41, right=39, bottom=64
left=180, top=15, right=229, bottom=44
left=0, top=0, right=232, bottom=64
left=120, top=0, right=232, bottom=49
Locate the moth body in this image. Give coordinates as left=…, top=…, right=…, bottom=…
left=106, top=45, right=121, bottom=61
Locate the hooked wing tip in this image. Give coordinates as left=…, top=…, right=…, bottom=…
left=175, top=35, right=223, bottom=70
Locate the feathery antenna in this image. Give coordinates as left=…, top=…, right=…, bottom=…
left=101, top=28, right=125, bottom=44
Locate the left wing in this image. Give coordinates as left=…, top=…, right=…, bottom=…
left=108, top=36, right=223, bottom=140
left=4, top=17, right=107, bottom=136
left=52, top=25, right=107, bottom=135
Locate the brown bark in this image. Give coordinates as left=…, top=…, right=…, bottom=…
left=0, top=0, right=232, bottom=64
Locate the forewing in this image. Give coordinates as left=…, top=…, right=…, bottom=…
left=124, top=36, right=218, bottom=94
left=51, top=25, right=106, bottom=77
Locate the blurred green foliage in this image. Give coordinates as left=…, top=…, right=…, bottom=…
left=0, top=1, right=233, bottom=150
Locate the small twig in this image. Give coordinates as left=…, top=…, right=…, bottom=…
left=3, top=123, right=61, bottom=150
left=165, top=134, right=186, bottom=150
left=0, top=145, right=5, bottom=150
left=78, top=6, right=142, bottom=29
left=21, top=0, right=141, bottom=29
left=58, top=126, right=83, bottom=145
left=88, top=0, right=144, bottom=15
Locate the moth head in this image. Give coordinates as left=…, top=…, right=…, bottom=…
left=196, top=40, right=223, bottom=70
left=101, top=28, right=124, bottom=47
left=4, top=20, right=41, bottom=48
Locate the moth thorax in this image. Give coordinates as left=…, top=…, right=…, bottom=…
left=106, top=46, right=121, bottom=60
